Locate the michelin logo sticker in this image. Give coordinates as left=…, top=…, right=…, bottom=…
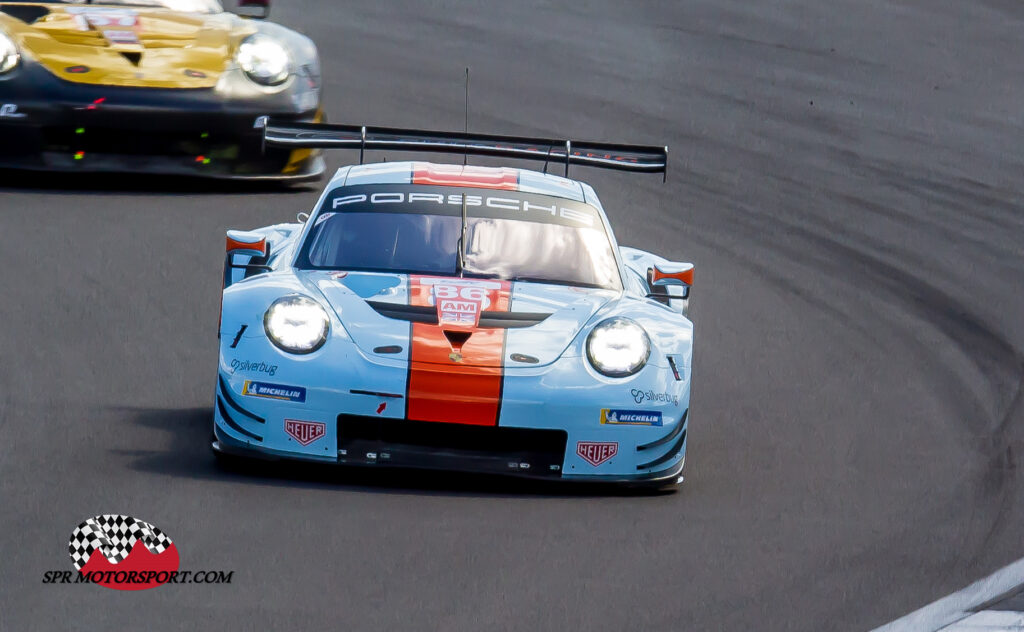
left=600, top=409, right=663, bottom=426
left=242, top=380, right=306, bottom=403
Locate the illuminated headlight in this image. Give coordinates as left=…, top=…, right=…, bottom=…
left=264, top=296, right=329, bottom=354
left=586, top=318, right=651, bottom=377
left=0, top=31, right=20, bottom=74
left=237, top=34, right=289, bottom=86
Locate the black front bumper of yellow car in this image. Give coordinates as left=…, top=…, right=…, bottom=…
left=0, top=60, right=324, bottom=181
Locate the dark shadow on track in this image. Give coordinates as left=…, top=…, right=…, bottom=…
left=113, top=406, right=676, bottom=499
left=0, top=168, right=319, bottom=195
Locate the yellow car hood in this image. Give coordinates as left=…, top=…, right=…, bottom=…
left=0, top=4, right=256, bottom=88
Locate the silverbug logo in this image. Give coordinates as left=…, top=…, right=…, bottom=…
left=67, top=514, right=180, bottom=591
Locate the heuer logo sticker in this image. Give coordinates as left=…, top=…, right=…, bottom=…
left=576, top=441, right=618, bottom=466
left=67, top=515, right=179, bottom=591
left=242, top=380, right=306, bottom=402
left=285, top=419, right=326, bottom=446
left=601, top=409, right=663, bottom=426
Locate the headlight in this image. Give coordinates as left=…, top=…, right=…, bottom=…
left=237, top=34, right=289, bottom=86
left=264, top=296, right=329, bottom=354
left=0, top=31, right=20, bottom=74
left=586, top=317, right=651, bottom=377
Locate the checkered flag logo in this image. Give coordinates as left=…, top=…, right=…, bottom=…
left=68, top=514, right=174, bottom=571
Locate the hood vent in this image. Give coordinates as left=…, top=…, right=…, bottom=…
left=0, top=4, right=50, bottom=23
left=442, top=330, right=472, bottom=351
left=120, top=51, right=143, bottom=66
left=365, top=301, right=550, bottom=329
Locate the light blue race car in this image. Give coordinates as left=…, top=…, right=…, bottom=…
left=213, top=121, right=693, bottom=488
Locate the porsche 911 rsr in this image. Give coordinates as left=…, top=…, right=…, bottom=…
left=213, top=122, right=693, bottom=488
left=0, top=0, right=323, bottom=180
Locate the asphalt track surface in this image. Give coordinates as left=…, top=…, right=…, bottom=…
left=1, top=1, right=1023, bottom=630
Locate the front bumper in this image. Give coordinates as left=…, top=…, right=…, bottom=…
left=211, top=431, right=686, bottom=489
left=213, top=343, right=690, bottom=487
left=0, top=59, right=323, bottom=180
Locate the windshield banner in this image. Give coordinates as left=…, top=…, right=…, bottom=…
left=321, top=185, right=603, bottom=229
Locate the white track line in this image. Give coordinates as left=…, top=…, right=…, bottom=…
left=872, top=556, right=1024, bottom=631
left=943, top=610, right=1024, bottom=630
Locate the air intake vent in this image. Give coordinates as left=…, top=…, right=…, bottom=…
left=366, top=301, right=551, bottom=328
left=120, top=52, right=143, bottom=66
left=337, top=414, right=567, bottom=476
left=0, top=4, right=50, bottom=22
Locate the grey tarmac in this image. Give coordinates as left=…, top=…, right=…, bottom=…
left=1, top=1, right=1023, bottom=630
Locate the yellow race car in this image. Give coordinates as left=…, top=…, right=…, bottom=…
left=0, top=0, right=323, bottom=180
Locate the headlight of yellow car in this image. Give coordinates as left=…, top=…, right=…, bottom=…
left=237, top=34, right=290, bottom=86
left=0, top=31, right=20, bottom=74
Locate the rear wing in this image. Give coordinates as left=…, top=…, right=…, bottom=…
left=256, top=118, right=668, bottom=180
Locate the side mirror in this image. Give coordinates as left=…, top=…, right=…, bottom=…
left=647, top=262, right=693, bottom=316
left=227, top=230, right=267, bottom=257
left=649, top=263, right=692, bottom=295
left=234, top=0, right=269, bottom=19
left=224, top=230, right=270, bottom=288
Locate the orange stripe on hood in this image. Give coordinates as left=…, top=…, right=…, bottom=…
left=412, top=163, right=520, bottom=190
left=405, top=276, right=511, bottom=426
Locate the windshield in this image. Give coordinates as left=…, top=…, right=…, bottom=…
left=297, top=185, right=621, bottom=290
left=4, top=0, right=223, bottom=12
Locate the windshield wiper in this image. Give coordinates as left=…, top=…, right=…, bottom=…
left=455, top=192, right=468, bottom=277
left=510, top=276, right=605, bottom=289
